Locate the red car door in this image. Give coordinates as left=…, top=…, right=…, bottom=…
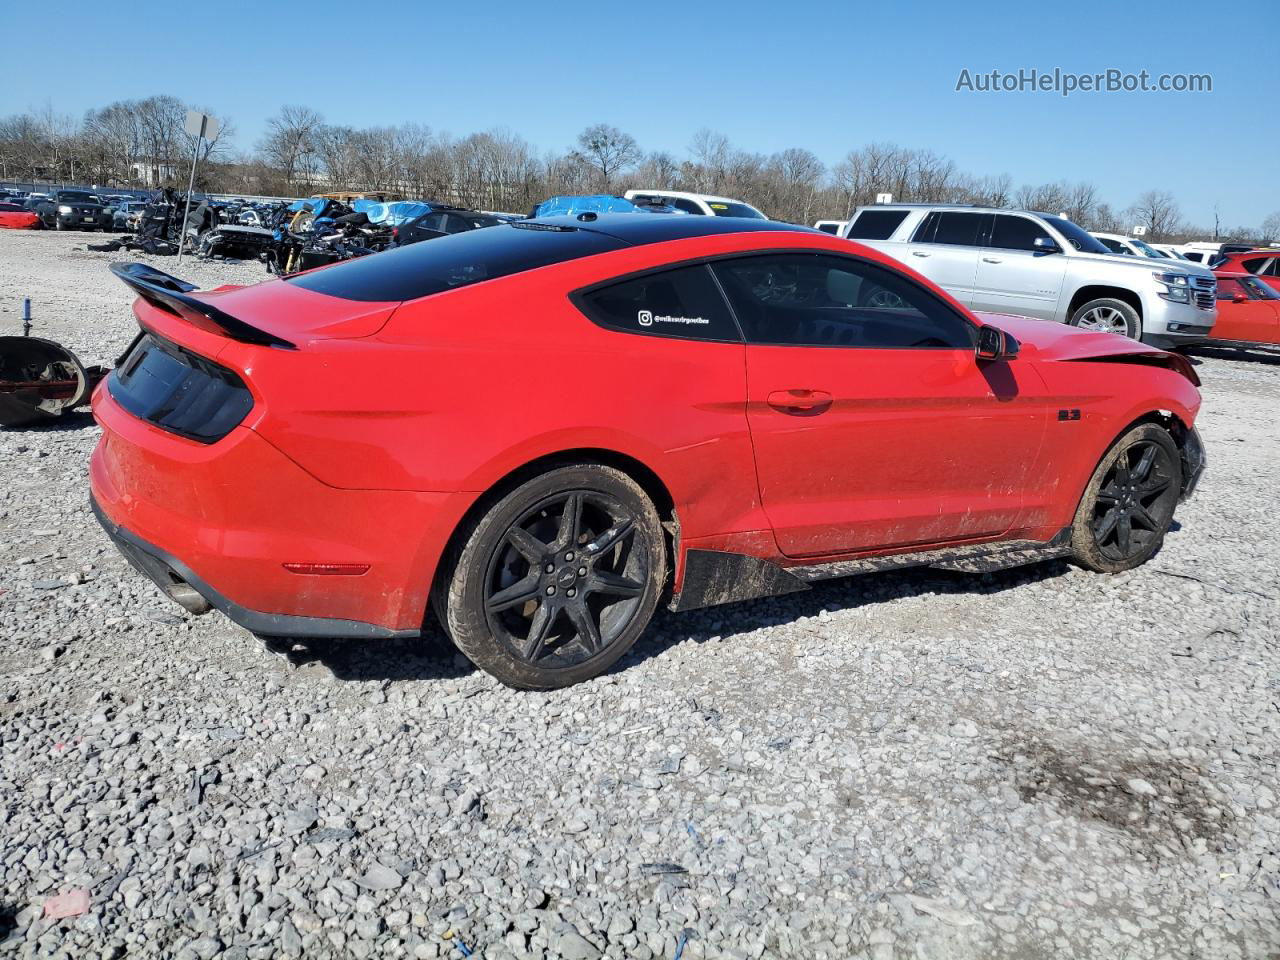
left=1212, top=276, right=1280, bottom=343
left=712, top=253, right=1048, bottom=558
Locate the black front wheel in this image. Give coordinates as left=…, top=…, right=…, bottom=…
left=437, top=465, right=666, bottom=689
left=1070, top=423, right=1182, bottom=572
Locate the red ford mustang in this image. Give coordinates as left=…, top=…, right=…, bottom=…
left=1207, top=271, right=1280, bottom=347
left=91, top=216, right=1205, bottom=688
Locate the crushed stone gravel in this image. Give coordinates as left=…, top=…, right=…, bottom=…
left=1, top=229, right=1278, bottom=959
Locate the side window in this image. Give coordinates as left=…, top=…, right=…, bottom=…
left=912, top=212, right=939, bottom=243
left=576, top=264, right=740, bottom=342
left=846, top=209, right=909, bottom=240
left=672, top=199, right=706, bottom=215
left=711, top=253, right=974, bottom=350
left=987, top=215, right=1054, bottom=251
left=1241, top=257, right=1266, bottom=274
left=1216, top=278, right=1247, bottom=301
left=1096, top=236, right=1126, bottom=254
left=415, top=212, right=448, bottom=233
left=816, top=222, right=840, bottom=234
left=931, top=212, right=985, bottom=247
left=443, top=214, right=476, bottom=234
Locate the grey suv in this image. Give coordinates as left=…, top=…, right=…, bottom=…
left=840, top=205, right=1216, bottom=347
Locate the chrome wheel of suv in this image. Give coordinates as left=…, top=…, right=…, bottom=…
left=1069, top=297, right=1142, bottom=340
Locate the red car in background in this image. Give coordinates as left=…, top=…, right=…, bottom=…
left=1214, top=250, right=1280, bottom=294
left=91, top=216, right=1205, bottom=689
left=1207, top=272, right=1280, bottom=347
left=0, top=202, right=41, bottom=229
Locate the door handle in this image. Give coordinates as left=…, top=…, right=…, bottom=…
left=982, top=256, right=1002, bottom=264
left=767, top=389, right=833, bottom=415
left=911, top=251, right=930, bottom=258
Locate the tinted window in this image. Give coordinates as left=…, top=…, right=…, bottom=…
left=1216, top=278, right=1247, bottom=300
left=56, top=191, right=95, bottom=203
left=1241, top=257, right=1267, bottom=274
left=1096, top=236, right=1127, bottom=254
left=1242, top=276, right=1280, bottom=300
left=988, top=215, right=1054, bottom=251
left=816, top=222, right=841, bottom=235
left=711, top=253, right=973, bottom=349
left=577, top=264, right=739, bottom=342
left=931, top=212, right=985, bottom=247
left=847, top=209, right=909, bottom=240
left=1041, top=216, right=1111, bottom=254
left=289, top=223, right=628, bottom=302
left=672, top=199, right=706, bottom=216
left=707, top=201, right=766, bottom=219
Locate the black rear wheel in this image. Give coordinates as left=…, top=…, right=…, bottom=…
left=438, top=465, right=666, bottom=689
left=1071, top=423, right=1182, bottom=572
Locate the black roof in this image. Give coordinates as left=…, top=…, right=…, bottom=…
left=289, top=214, right=815, bottom=303
left=528, top=213, right=814, bottom=245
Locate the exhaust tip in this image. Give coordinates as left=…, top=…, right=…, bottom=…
left=165, top=582, right=212, bottom=615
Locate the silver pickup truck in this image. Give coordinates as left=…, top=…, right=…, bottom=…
left=839, top=204, right=1217, bottom=348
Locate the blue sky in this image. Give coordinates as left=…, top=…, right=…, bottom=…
left=4, top=0, right=1273, bottom=228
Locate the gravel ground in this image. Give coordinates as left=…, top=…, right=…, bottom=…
left=1, top=229, right=1278, bottom=960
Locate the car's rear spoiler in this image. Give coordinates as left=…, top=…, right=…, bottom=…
left=109, top=262, right=296, bottom=350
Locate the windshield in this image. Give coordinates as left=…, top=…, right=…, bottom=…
left=1043, top=216, right=1111, bottom=254
left=708, top=201, right=766, bottom=219
left=57, top=191, right=96, bottom=203
left=1130, top=238, right=1165, bottom=258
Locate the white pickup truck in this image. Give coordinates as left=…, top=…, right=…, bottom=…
left=840, top=204, right=1217, bottom=347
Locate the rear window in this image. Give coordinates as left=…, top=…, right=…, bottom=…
left=288, top=223, right=629, bottom=302
left=707, top=201, right=765, bottom=219
left=847, top=209, right=908, bottom=240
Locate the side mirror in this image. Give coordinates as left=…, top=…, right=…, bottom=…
left=1232, top=292, right=1248, bottom=303
left=1033, top=236, right=1060, bottom=254
left=977, top=325, right=1019, bottom=361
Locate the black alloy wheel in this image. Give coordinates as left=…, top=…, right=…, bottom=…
left=1071, top=423, right=1183, bottom=573
left=1090, top=439, right=1178, bottom=562
left=439, top=465, right=666, bottom=689
left=484, top=490, right=647, bottom=667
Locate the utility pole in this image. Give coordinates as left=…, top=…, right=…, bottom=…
left=176, top=111, right=219, bottom=265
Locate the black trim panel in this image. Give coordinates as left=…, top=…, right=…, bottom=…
left=92, top=497, right=419, bottom=641
left=669, top=529, right=1073, bottom=611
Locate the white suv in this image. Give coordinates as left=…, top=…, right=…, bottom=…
left=622, top=189, right=767, bottom=219
left=840, top=205, right=1216, bottom=347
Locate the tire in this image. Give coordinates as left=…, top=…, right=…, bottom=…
left=1069, top=297, right=1142, bottom=340
left=436, top=465, right=667, bottom=690
left=54, top=218, right=64, bottom=231
left=1070, top=423, right=1182, bottom=573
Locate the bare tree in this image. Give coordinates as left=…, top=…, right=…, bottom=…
left=570, top=124, right=640, bottom=189
left=1126, top=190, right=1182, bottom=241
left=259, top=105, right=323, bottom=192
left=1259, top=211, right=1280, bottom=244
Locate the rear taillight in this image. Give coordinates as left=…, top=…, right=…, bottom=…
left=108, top=333, right=253, bottom=443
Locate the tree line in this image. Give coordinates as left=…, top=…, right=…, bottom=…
left=2, top=96, right=1276, bottom=244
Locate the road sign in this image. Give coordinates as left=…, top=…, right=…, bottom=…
left=875, top=193, right=893, bottom=205
left=184, top=111, right=220, bottom=142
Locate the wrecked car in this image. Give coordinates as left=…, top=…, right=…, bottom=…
left=393, top=206, right=502, bottom=246
left=0, top=334, right=107, bottom=427
left=92, top=217, right=1204, bottom=691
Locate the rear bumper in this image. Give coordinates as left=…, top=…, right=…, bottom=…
left=92, top=496, right=417, bottom=639
left=91, top=386, right=474, bottom=637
